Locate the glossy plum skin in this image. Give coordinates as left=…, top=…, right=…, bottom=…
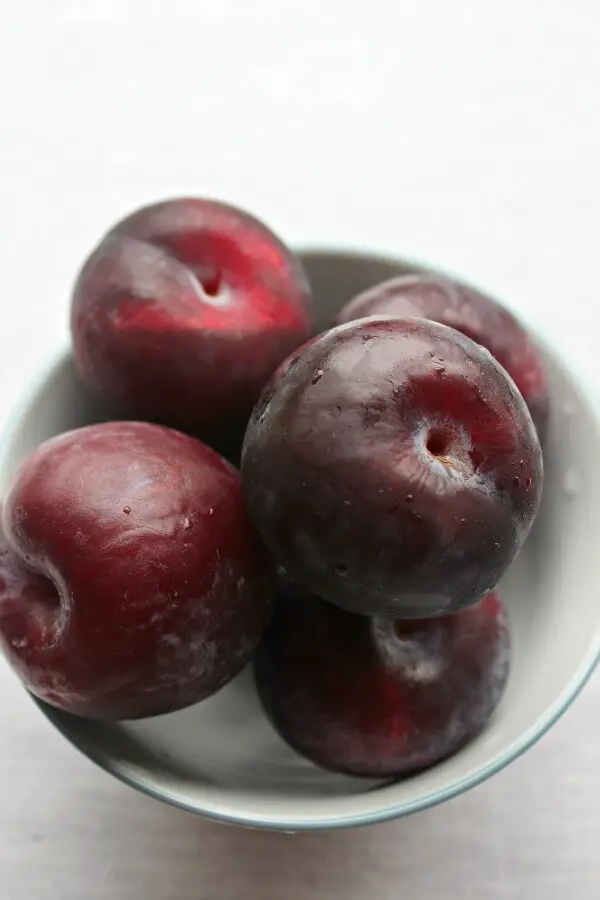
left=0, top=422, right=273, bottom=719
left=336, top=273, right=549, bottom=441
left=71, top=198, right=312, bottom=455
left=242, top=317, right=543, bottom=618
left=256, top=581, right=510, bottom=778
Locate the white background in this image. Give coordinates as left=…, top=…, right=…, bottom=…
left=1, top=2, right=599, bottom=897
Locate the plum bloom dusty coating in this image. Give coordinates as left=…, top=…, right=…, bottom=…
left=336, top=273, right=549, bottom=441
left=242, top=317, right=543, bottom=619
left=0, top=421, right=273, bottom=719
left=256, top=580, right=510, bottom=778
left=71, top=197, right=312, bottom=452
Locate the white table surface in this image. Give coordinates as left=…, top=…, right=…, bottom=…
left=1, top=2, right=600, bottom=897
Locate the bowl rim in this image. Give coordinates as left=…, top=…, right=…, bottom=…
left=2, top=246, right=600, bottom=831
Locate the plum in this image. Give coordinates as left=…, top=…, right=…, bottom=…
left=71, top=197, right=312, bottom=457
left=336, top=273, right=549, bottom=440
left=242, top=317, right=542, bottom=618
left=0, top=421, right=273, bottom=718
left=256, top=580, right=510, bottom=778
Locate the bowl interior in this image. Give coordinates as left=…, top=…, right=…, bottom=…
left=1, top=249, right=599, bottom=830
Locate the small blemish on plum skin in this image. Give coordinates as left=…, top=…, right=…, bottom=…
left=123, top=506, right=131, bottom=515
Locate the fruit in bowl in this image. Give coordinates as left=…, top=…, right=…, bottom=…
left=241, top=316, right=543, bottom=619
left=0, top=195, right=565, bottom=825
left=0, top=421, right=272, bottom=719
left=335, top=272, right=549, bottom=441
left=256, top=577, right=510, bottom=777
left=70, top=197, right=313, bottom=457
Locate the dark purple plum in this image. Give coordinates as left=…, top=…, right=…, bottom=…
left=241, top=317, right=543, bottom=618
left=0, top=421, right=273, bottom=719
left=336, top=273, right=549, bottom=441
left=256, top=582, right=510, bottom=777
left=71, top=197, right=312, bottom=458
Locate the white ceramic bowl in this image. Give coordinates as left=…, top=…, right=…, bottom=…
left=1, top=249, right=599, bottom=831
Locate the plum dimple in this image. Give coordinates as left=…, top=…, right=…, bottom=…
left=242, top=317, right=543, bottom=619
left=255, top=579, right=510, bottom=778
left=0, top=421, right=273, bottom=719
left=335, top=272, right=549, bottom=441
left=70, top=197, right=313, bottom=460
